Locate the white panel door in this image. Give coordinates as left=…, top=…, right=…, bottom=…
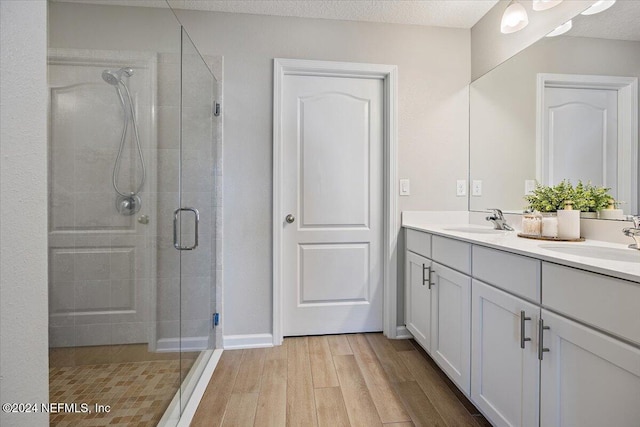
left=543, top=87, right=618, bottom=192
left=48, top=53, right=157, bottom=348
left=431, top=262, right=471, bottom=395
left=405, top=251, right=432, bottom=351
left=471, top=280, right=539, bottom=427
left=282, top=73, right=383, bottom=336
left=540, top=309, right=640, bottom=427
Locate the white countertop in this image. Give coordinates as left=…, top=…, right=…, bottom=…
left=402, top=219, right=640, bottom=283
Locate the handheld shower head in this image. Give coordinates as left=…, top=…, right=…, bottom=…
left=102, top=70, right=120, bottom=86
left=101, top=68, right=134, bottom=86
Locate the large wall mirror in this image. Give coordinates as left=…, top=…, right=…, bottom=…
left=470, top=1, right=639, bottom=217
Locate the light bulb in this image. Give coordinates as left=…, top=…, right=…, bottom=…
left=532, top=0, right=563, bottom=12
left=501, top=1, right=529, bottom=34
left=581, top=0, right=616, bottom=16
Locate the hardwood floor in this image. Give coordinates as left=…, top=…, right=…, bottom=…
left=191, top=333, right=490, bottom=426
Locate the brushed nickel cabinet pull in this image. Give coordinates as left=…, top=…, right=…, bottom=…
left=538, top=318, right=550, bottom=360
left=422, top=264, right=428, bottom=286
left=520, top=310, right=532, bottom=349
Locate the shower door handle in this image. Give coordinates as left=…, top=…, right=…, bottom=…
left=173, top=207, right=199, bottom=251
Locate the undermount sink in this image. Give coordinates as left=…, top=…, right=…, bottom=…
left=539, top=244, right=640, bottom=263
left=444, top=227, right=506, bottom=235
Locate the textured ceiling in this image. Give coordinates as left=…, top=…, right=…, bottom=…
left=568, top=0, right=640, bottom=42
left=51, top=0, right=500, bottom=29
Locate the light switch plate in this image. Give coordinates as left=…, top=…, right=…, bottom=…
left=472, top=180, right=482, bottom=196
left=400, top=179, right=410, bottom=196
left=456, top=180, right=467, bottom=196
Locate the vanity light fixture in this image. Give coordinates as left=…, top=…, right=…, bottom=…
left=532, top=0, right=563, bottom=12
left=581, top=0, right=616, bottom=15
left=501, top=0, right=529, bottom=34
left=545, top=19, right=572, bottom=37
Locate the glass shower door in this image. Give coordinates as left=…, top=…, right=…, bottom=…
left=177, top=26, right=217, bottom=412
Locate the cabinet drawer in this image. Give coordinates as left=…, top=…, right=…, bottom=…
left=432, top=235, right=471, bottom=274
left=542, top=263, right=640, bottom=345
left=472, top=246, right=541, bottom=302
left=406, top=229, right=431, bottom=258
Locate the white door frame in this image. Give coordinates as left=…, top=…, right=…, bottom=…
left=272, top=58, right=398, bottom=346
left=536, top=73, right=638, bottom=213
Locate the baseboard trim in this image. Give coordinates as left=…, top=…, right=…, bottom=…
left=395, top=326, right=413, bottom=339
left=223, top=333, right=274, bottom=349
left=156, top=336, right=209, bottom=352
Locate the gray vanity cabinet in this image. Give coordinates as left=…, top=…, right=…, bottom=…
left=405, top=250, right=432, bottom=351
left=540, top=309, right=640, bottom=426
left=404, top=229, right=472, bottom=395
left=403, top=226, right=640, bottom=427
left=471, top=280, right=539, bottom=427
left=430, top=261, right=471, bottom=395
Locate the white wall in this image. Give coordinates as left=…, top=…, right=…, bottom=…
left=0, top=1, right=49, bottom=426
left=171, top=10, right=471, bottom=336
left=471, top=0, right=592, bottom=80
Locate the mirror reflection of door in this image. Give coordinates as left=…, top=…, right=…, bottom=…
left=538, top=73, right=638, bottom=214
left=543, top=86, right=618, bottom=193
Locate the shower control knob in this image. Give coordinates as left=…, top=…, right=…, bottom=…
left=137, top=214, right=150, bottom=224
left=285, top=214, right=295, bottom=224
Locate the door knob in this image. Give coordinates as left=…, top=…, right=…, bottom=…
left=285, top=214, right=295, bottom=224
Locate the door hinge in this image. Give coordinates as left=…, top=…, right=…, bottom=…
left=212, top=312, right=220, bottom=328
left=213, top=101, right=221, bottom=117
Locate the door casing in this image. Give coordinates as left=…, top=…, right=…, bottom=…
left=273, top=58, right=398, bottom=345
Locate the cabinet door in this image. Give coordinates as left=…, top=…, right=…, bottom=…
left=405, top=250, right=431, bottom=351
left=471, top=280, right=539, bottom=427
left=431, top=262, right=471, bottom=395
left=540, top=309, right=640, bottom=427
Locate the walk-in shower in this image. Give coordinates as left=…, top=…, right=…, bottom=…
left=47, top=1, right=222, bottom=425
left=102, top=67, right=146, bottom=216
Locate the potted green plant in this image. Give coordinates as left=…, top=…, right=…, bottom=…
left=524, top=180, right=574, bottom=212
left=572, top=181, right=612, bottom=218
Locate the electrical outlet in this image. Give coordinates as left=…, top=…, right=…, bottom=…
left=400, top=179, right=410, bottom=196
left=456, top=180, right=467, bottom=196
left=472, top=180, right=482, bottom=196
left=525, top=180, right=536, bottom=195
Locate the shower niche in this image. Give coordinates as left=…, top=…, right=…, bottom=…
left=47, top=2, right=221, bottom=425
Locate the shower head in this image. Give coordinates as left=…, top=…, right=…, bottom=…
left=102, top=70, right=121, bottom=86
left=101, top=67, right=134, bottom=86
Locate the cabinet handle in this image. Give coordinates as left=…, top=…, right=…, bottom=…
left=538, top=318, right=550, bottom=360
left=422, top=264, right=427, bottom=286
left=520, top=310, right=532, bottom=349
left=422, top=264, right=432, bottom=287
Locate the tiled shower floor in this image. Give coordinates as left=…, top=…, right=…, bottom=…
left=49, top=346, right=197, bottom=426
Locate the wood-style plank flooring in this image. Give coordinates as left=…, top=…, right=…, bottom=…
left=191, top=333, right=490, bottom=426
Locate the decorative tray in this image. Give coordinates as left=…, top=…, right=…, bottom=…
left=517, top=233, right=585, bottom=242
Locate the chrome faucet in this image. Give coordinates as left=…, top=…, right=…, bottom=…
left=486, top=209, right=514, bottom=231
left=623, top=215, right=640, bottom=249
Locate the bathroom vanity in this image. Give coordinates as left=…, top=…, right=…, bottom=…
left=403, top=218, right=640, bottom=427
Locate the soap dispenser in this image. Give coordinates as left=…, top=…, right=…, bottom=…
left=557, top=200, right=581, bottom=240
